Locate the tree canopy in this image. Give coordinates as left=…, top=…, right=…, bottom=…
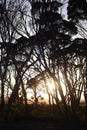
left=0, top=0, right=87, bottom=120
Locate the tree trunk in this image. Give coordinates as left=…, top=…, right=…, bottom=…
left=84, top=58, right=87, bottom=115
left=21, top=78, right=27, bottom=106
left=0, top=80, right=5, bottom=111
left=4, top=77, right=19, bottom=120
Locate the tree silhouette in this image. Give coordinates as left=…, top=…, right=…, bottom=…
left=0, top=0, right=33, bottom=116
left=29, top=0, right=79, bottom=118
left=68, top=0, right=87, bottom=112
left=0, top=0, right=87, bottom=121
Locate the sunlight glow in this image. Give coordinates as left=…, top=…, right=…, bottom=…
left=26, top=70, right=85, bottom=105
left=46, top=75, right=66, bottom=100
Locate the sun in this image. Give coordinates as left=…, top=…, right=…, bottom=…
left=26, top=71, right=67, bottom=104
left=46, top=76, right=66, bottom=99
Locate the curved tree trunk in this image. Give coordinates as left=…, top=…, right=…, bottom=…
left=4, top=76, right=20, bottom=120
left=84, top=58, right=87, bottom=116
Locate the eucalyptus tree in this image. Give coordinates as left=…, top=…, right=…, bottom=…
left=0, top=0, right=32, bottom=112
left=0, top=0, right=25, bottom=109
left=26, top=70, right=46, bottom=108
left=67, top=0, right=87, bottom=110
left=29, top=0, right=78, bottom=119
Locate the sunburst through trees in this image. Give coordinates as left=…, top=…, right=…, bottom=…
left=0, top=0, right=87, bottom=122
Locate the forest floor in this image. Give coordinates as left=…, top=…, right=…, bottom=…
left=0, top=117, right=87, bottom=130
left=0, top=105, right=87, bottom=130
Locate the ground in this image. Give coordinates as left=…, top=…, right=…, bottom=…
left=0, top=117, right=87, bottom=130
left=0, top=105, right=87, bottom=130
